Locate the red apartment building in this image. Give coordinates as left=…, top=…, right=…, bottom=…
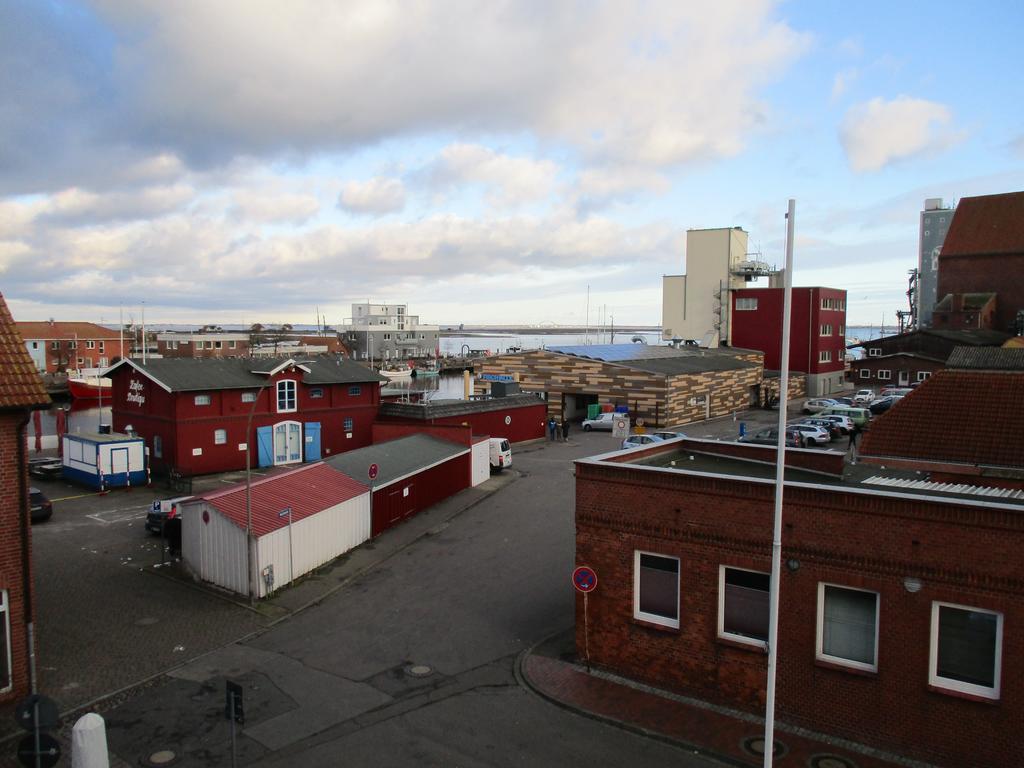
left=574, top=402, right=1022, bottom=767
left=155, top=331, right=250, bottom=358
left=729, top=287, right=847, bottom=396
left=934, top=190, right=1024, bottom=334
left=0, top=294, right=51, bottom=709
left=16, top=321, right=128, bottom=373
left=106, top=356, right=384, bottom=476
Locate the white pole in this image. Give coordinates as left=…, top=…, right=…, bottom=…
left=763, top=199, right=795, bottom=767
left=119, top=305, right=123, bottom=364
left=141, top=302, right=146, bottom=364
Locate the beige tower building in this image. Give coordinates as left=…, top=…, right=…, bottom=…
left=662, top=227, right=757, bottom=345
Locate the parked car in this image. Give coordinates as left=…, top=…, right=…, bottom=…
left=651, top=431, right=686, bottom=441
left=802, top=398, right=837, bottom=414
left=621, top=434, right=664, bottom=450
left=739, top=427, right=804, bottom=448
left=799, top=417, right=841, bottom=440
left=146, top=495, right=192, bottom=535
left=788, top=423, right=831, bottom=446
left=818, top=413, right=855, bottom=435
left=29, top=487, right=52, bottom=524
left=880, top=387, right=914, bottom=398
left=820, top=405, right=871, bottom=427
left=582, top=412, right=623, bottom=431
left=852, top=389, right=875, bottom=406
left=869, top=395, right=903, bottom=415
left=831, top=396, right=854, bottom=406
left=488, top=438, right=512, bottom=472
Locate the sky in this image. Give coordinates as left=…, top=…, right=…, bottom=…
left=2, top=1, right=1022, bottom=329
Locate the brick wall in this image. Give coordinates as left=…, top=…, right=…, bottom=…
left=574, top=459, right=1023, bottom=768
left=938, top=252, right=1024, bottom=334
left=0, top=415, right=31, bottom=707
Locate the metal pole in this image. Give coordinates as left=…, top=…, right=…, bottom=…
left=288, top=507, right=294, bottom=585
left=763, top=199, right=796, bottom=767
left=244, top=379, right=271, bottom=606
left=229, top=692, right=238, bottom=768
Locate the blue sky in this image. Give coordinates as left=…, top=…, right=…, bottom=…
left=1, top=0, right=1022, bottom=328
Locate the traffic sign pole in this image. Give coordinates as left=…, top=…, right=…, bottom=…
left=571, top=566, right=598, bottom=673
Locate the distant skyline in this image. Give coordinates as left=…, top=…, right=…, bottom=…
left=2, top=1, right=1023, bottom=328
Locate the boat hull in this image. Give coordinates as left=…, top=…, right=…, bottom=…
left=68, top=378, right=112, bottom=400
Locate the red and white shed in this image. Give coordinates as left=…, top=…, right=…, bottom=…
left=181, top=462, right=370, bottom=598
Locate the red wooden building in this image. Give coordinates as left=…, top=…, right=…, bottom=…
left=0, top=294, right=51, bottom=709
left=730, top=287, right=847, bottom=396
left=106, top=356, right=384, bottom=476
left=574, top=432, right=1022, bottom=768
left=376, top=393, right=547, bottom=444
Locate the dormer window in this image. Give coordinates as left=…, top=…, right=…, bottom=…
left=277, top=380, right=297, bottom=412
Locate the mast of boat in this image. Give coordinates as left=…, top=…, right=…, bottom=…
left=119, top=305, right=124, bottom=365
left=585, top=285, right=590, bottom=345
left=141, top=302, right=147, bottom=364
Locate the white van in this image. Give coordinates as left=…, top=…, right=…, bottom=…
left=489, top=438, right=512, bottom=472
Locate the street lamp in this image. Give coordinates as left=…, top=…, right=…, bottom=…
left=244, top=377, right=275, bottom=605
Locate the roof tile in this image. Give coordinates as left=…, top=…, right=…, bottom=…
left=0, top=294, right=51, bottom=410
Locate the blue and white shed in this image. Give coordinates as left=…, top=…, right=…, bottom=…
left=62, top=431, right=147, bottom=489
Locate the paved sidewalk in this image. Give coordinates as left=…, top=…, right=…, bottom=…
left=519, top=629, right=935, bottom=768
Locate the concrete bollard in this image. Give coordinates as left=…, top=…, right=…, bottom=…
left=72, top=712, right=109, bottom=768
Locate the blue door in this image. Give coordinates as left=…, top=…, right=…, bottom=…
left=304, top=422, right=321, bottom=462
left=256, top=426, right=273, bottom=468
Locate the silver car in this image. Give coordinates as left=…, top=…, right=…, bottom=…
left=788, top=423, right=831, bottom=446
left=621, top=434, right=664, bottom=450
left=802, top=398, right=838, bottom=414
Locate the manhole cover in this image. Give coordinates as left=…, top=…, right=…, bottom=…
left=406, top=664, right=433, bottom=678
left=810, top=756, right=857, bottom=768
left=741, top=736, right=786, bottom=758
left=145, top=749, right=178, bottom=766
left=135, top=617, right=159, bottom=626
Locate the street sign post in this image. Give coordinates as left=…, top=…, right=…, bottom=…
left=611, top=417, right=630, bottom=439
left=571, top=566, right=598, bottom=671
left=16, top=733, right=60, bottom=768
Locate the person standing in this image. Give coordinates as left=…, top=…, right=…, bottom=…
left=848, top=421, right=861, bottom=459
left=561, top=418, right=570, bottom=442
left=548, top=417, right=557, bottom=441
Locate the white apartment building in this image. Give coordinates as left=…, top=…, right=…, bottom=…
left=341, top=303, right=440, bottom=362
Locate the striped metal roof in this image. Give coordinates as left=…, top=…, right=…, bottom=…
left=197, top=462, right=369, bottom=537
left=862, top=475, right=1024, bottom=500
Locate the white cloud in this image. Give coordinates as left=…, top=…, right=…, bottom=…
left=230, top=190, right=319, bottom=224
left=427, top=144, right=558, bottom=206
left=840, top=96, right=962, bottom=172
left=42, top=184, right=196, bottom=225
left=338, top=177, right=406, bottom=215
left=830, top=68, right=857, bottom=102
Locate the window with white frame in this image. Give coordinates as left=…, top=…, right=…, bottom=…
left=929, top=602, right=1002, bottom=699
left=817, top=584, right=879, bottom=671
left=229, top=340, right=236, bottom=349
left=839, top=325, right=845, bottom=336
left=86, top=340, right=95, bottom=349
left=214, top=429, right=227, bottom=445
left=194, top=394, right=211, bottom=406
left=877, top=370, right=891, bottom=380
left=98, top=342, right=105, bottom=352
left=917, top=371, right=931, bottom=382
left=859, top=369, right=870, bottom=379
left=241, top=391, right=257, bottom=403
left=718, top=566, right=769, bottom=646
left=868, top=348, right=882, bottom=357
left=735, top=298, right=758, bottom=311
left=1, top=589, right=10, bottom=692
left=819, top=350, right=832, bottom=363
left=215, top=341, right=222, bottom=349
left=820, top=324, right=832, bottom=336
left=277, top=380, right=297, bottom=412
left=343, top=417, right=353, bottom=432
left=50, top=341, right=59, bottom=350
left=634, top=551, right=680, bottom=628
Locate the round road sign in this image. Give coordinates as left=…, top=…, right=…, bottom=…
left=572, top=566, right=598, bottom=593
left=504, top=415, right=511, bottom=425
left=368, top=463, right=379, bottom=480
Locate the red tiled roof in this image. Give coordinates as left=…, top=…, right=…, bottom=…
left=859, top=369, right=1024, bottom=469
left=940, top=191, right=1024, bottom=257
left=198, top=462, right=369, bottom=537
left=16, top=321, right=122, bottom=341
left=0, top=294, right=50, bottom=410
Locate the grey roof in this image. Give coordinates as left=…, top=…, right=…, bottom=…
left=108, top=355, right=384, bottom=391
left=324, top=434, right=467, bottom=489
left=379, top=392, right=544, bottom=421
left=849, top=328, right=1010, bottom=349
left=65, top=431, right=142, bottom=444
left=946, top=346, right=1024, bottom=370
left=544, top=343, right=758, bottom=376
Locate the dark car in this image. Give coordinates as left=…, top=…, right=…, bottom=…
left=29, top=487, right=53, bottom=524
left=869, top=395, right=902, bottom=415
left=799, top=417, right=842, bottom=440
left=831, top=396, right=855, bottom=406
left=739, top=427, right=804, bottom=448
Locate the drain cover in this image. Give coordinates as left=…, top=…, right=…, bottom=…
left=810, top=756, right=857, bottom=768
left=406, top=664, right=433, bottom=678
left=742, top=736, right=786, bottom=758
left=145, top=750, right=177, bottom=765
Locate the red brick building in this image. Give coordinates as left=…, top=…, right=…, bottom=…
left=106, top=356, right=384, bottom=476
left=155, top=331, right=250, bottom=358
left=0, top=294, right=51, bottom=708
left=575, top=437, right=1022, bottom=767
left=935, top=190, right=1024, bottom=334
left=729, top=287, right=847, bottom=396
left=16, top=321, right=128, bottom=373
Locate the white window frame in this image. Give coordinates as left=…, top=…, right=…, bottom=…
left=276, top=379, right=297, bottom=413
left=214, top=428, right=227, bottom=445
left=929, top=601, right=1002, bottom=700
left=816, top=583, right=879, bottom=672
left=718, top=565, right=770, bottom=648
left=633, top=550, right=680, bottom=629
left=868, top=348, right=882, bottom=357
left=735, top=297, right=758, bottom=311
left=241, top=391, right=257, bottom=403
left=86, top=340, right=95, bottom=349
left=819, top=350, right=832, bottom=363
left=194, top=394, right=211, bottom=406
left=859, top=369, right=870, bottom=379
left=50, top=341, right=59, bottom=350
left=877, top=369, right=891, bottom=380
left=1, top=589, right=10, bottom=693
left=820, top=324, right=832, bottom=336
left=229, top=340, right=236, bottom=349
left=348, top=385, right=362, bottom=396
left=309, top=387, right=324, bottom=399
left=343, top=417, right=354, bottom=432
left=917, top=371, right=931, bottom=382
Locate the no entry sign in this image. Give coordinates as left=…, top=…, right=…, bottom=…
left=572, top=565, right=598, bottom=593
left=368, top=463, right=379, bottom=480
